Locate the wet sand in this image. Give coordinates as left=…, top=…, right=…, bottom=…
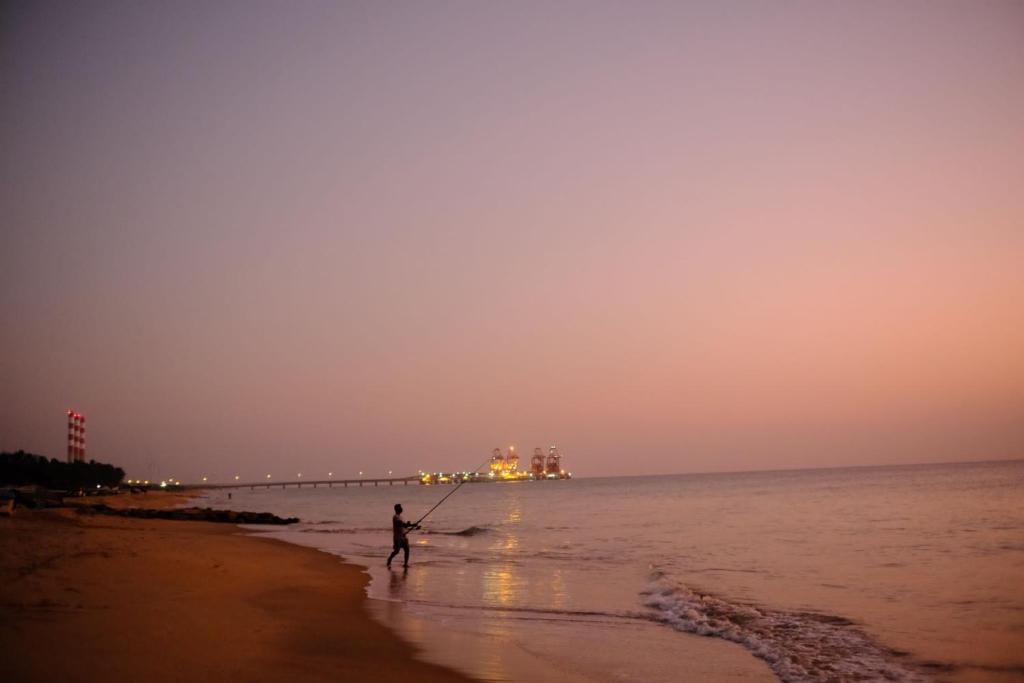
left=0, top=492, right=474, bottom=682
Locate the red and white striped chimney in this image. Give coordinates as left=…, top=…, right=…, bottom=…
left=66, top=409, right=86, bottom=463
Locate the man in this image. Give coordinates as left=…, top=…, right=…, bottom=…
left=387, top=503, right=419, bottom=569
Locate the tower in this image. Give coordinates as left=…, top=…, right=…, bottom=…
left=545, top=445, right=561, bottom=475
left=490, top=447, right=505, bottom=474
left=506, top=446, right=519, bottom=473
left=531, top=448, right=545, bottom=476
left=67, top=410, right=86, bottom=463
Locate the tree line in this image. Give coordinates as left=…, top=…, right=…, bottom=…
left=0, top=450, right=125, bottom=490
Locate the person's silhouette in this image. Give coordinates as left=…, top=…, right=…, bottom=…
left=387, top=503, right=419, bottom=568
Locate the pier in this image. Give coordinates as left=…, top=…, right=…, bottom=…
left=206, top=476, right=421, bottom=491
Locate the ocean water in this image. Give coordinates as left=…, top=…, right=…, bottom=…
left=195, top=460, right=1024, bottom=683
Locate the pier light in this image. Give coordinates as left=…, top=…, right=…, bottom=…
left=359, top=471, right=363, bottom=477
left=144, top=480, right=149, bottom=485
left=297, top=473, right=302, bottom=478
left=202, top=476, right=208, bottom=482
left=266, top=474, right=272, bottom=479
left=234, top=475, right=239, bottom=481
left=328, top=472, right=333, bottom=478
left=388, top=470, right=392, bottom=476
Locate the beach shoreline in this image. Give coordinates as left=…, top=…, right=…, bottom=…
left=2, top=490, right=783, bottom=683
left=192, top=463, right=1024, bottom=683
left=0, top=492, right=475, bottom=683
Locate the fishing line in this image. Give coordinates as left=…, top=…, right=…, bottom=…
left=412, top=455, right=492, bottom=527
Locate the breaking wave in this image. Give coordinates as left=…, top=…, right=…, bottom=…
left=296, top=524, right=491, bottom=537
left=641, top=570, right=932, bottom=682
left=423, top=525, right=491, bottom=537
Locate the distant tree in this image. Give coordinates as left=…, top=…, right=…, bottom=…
left=0, top=450, right=125, bottom=490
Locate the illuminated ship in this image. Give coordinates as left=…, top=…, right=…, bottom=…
left=420, top=445, right=572, bottom=484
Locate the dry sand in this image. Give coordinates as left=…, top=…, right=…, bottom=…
left=0, top=492, right=474, bottom=682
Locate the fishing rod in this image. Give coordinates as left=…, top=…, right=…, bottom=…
left=412, top=455, right=492, bottom=527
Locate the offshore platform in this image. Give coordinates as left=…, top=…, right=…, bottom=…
left=420, top=446, right=572, bottom=485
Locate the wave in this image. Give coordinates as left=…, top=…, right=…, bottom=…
left=421, top=525, right=491, bottom=537
left=301, top=524, right=492, bottom=537
left=641, top=570, right=933, bottom=683
left=298, top=526, right=383, bottom=534
left=407, top=598, right=635, bottom=626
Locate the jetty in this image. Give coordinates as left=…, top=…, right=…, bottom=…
left=207, top=476, right=420, bottom=491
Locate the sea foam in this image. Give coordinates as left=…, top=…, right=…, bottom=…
left=641, top=570, right=931, bottom=682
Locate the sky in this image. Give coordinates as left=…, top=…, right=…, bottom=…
left=2, top=1, right=1022, bottom=482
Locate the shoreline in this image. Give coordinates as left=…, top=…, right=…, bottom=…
left=0, top=493, right=476, bottom=682
left=238, top=522, right=780, bottom=683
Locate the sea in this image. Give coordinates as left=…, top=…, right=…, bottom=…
left=194, top=460, right=1024, bottom=683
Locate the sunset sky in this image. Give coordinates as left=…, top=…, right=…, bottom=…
left=2, top=1, right=1022, bottom=481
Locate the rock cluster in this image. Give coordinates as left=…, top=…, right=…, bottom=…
left=76, top=504, right=299, bottom=525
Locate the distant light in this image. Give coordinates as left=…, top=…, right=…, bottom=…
left=202, top=476, right=208, bottom=482
left=297, top=473, right=302, bottom=478
left=96, top=484, right=101, bottom=489
left=267, top=474, right=272, bottom=479
left=328, top=472, right=333, bottom=477
left=234, top=475, right=239, bottom=480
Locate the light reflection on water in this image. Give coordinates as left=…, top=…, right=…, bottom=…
left=482, top=565, right=516, bottom=606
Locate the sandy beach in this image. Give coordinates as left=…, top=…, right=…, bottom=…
left=0, top=492, right=474, bottom=683
left=1, top=491, right=786, bottom=683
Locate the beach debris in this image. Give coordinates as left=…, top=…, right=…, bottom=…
left=0, top=487, right=64, bottom=509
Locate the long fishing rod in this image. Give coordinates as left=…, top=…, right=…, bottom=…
left=413, top=455, right=492, bottom=527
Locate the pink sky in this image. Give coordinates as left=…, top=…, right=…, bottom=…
left=2, top=1, right=1022, bottom=481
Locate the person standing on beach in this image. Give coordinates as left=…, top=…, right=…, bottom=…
left=388, top=503, right=419, bottom=569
